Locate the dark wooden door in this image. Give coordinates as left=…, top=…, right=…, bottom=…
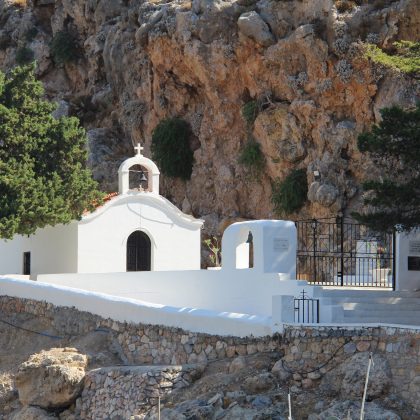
left=23, top=252, right=31, bottom=275
left=126, top=231, right=151, bottom=271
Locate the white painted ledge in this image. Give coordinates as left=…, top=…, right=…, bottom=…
left=0, top=277, right=272, bottom=338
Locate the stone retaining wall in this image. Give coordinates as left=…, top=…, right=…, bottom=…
left=0, top=296, right=278, bottom=365
left=1, top=296, right=419, bottom=414
left=281, top=325, right=420, bottom=412
left=77, top=365, right=204, bottom=419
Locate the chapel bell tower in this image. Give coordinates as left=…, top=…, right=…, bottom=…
left=118, top=143, right=160, bottom=195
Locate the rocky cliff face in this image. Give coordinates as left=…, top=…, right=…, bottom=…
left=0, top=0, right=418, bottom=235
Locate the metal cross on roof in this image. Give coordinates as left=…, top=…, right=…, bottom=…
left=134, top=143, right=144, bottom=156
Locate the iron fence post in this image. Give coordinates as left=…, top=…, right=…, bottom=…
left=312, top=219, right=317, bottom=283
left=392, top=228, right=396, bottom=290
left=340, top=216, right=344, bottom=286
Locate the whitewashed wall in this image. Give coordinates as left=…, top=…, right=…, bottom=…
left=396, top=229, right=420, bottom=291
left=38, top=269, right=308, bottom=317
left=0, top=224, right=78, bottom=277
left=222, top=220, right=297, bottom=277
left=0, top=194, right=202, bottom=276
left=37, top=219, right=304, bottom=317
left=77, top=194, right=202, bottom=272
left=0, top=277, right=272, bottom=337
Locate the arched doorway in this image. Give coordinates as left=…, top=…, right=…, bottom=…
left=126, top=231, right=151, bottom=271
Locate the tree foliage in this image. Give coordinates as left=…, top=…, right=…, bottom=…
left=0, top=64, right=102, bottom=239
left=151, top=118, right=193, bottom=180
left=352, top=104, right=420, bottom=232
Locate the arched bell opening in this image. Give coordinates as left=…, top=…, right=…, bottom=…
left=126, top=230, right=151, bottom=271
left=128, top=164, right=149, bottom=192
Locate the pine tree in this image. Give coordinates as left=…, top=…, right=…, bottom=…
left=0, top=64, right=103, bottom=239
left=352, top=104, right=420, bottom=232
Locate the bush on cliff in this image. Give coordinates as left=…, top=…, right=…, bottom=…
left=50, top=30, right=81, bottom=64
left=271, top=169, right=308, bottom=215
left=151, top=118, right=194, bottom=180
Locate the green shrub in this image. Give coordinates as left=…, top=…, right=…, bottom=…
left=241, top=100, right=259, bottom=125
left=364, top=41, right=420, bottom=75
left=25, top=27, right=38, bottom=42
left=50, top=30, right=80, bottom=64
left=151, top=118, right=193, bottom=180
left=238, top=139, right=265, bottom=177
left=15, top=46, right=34, bottom=65
left=271, top=169, right=308, bottom=215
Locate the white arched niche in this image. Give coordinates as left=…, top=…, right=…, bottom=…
left=221, top=220, right=297, bottom=277
left=222, top=222, right=261, bottom=271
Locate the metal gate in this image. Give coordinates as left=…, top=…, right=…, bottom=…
left=296, top=217, right=395, bottom=289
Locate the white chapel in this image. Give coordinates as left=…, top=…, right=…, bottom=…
left=0, top=144, right=203, bottom=278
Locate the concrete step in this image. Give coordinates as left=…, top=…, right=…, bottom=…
left=315, top=289, right=418, bottom=299
left=314, top=290, right=390, bottom=298
left=341, top=303, right=420, bottom=311
left=324, top=297, right=420, bottom=304
left=342, top=319, right=420, bottom=326
left=343, top=309, right=420, bottom=321
left=342, top=318, right=420, bottom=326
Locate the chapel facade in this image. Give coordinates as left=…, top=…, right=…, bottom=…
left=0, top=145, right=203, bottom=278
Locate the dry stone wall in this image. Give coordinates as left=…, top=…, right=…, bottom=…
left=1, top=296, right=419, bottom=414
left=281, top=325, right=420, bottom=412
left=78, top=365, right=204, bottom=419
left=0, top=296, right=278, bottom=366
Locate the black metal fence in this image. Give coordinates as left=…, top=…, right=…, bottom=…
left=294, top=290, right=320, bottom=323
left=296, top=217, right=395, bottom=288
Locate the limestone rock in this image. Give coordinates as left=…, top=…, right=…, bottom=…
left=146, top=408, right=186, bottom=419
left=242, top=372, right=275, bottom=394
left=87, top=128, right=132, bottom=192
left=341, top=352, right=391, bottom=399
left=228, top=356, right=247, bottom=374
left=373, top=74, right=419, bottom=123
left=237, top=12, right=275, bottom=47
left=271, top=359, right=292, bottom=382
left=94, top=0, right=125, bottom=26
left=278, top=139, right=307, bottom=163
left=181, top=197, right=192, bottom=214
left=312, top=400, right=400, bottom=420
left=52, top=100, right=71, bottom=119
left=320, top=352, right=391, bottom=399
left=251, top=395, right=272, bottom=409
left=0, top=0, right=418, bottom=225
left=11, top=406, right=57, bottom=420
left=0, top=374, right=16, bottom=405
left=308, top=182, right=339, bottom=207
left=15, top=348, right=88, bottom=409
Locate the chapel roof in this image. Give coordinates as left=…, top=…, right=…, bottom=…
left=83, top=192, right=118, bottom=215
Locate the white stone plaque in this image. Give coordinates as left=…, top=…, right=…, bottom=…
left=409, top=240, right=420, bottom=256
left=273, top=238, right=289, bottom=252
